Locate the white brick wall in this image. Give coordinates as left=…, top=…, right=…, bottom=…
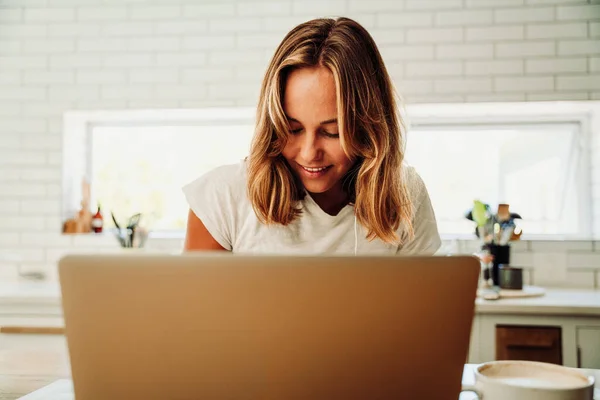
left=0, top=0, right=599, bottom=286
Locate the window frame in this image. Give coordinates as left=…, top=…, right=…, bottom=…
left=63, top=101, right=598, bottom=240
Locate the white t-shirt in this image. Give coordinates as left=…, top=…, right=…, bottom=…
left=182, top=160, right=441, bottom=255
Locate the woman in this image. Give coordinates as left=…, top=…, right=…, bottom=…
left=183, top=17, right=440, bottom=255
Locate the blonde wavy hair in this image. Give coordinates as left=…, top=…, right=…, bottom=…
left=247, top=17, right=414, bottom=245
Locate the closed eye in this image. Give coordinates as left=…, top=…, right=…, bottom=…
left=289, top=128, right=303, bottom=135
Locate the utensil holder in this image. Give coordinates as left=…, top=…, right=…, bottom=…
left=489, top=244, right=510, bottom=286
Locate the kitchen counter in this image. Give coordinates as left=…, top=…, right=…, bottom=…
left=0, top=282, right=599, bottom=324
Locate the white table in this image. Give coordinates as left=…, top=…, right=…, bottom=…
left=16, top=365, right=600, bottom=400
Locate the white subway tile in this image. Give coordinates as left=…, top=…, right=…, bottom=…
left=11, top=249, right=45, bottom=263
left=0, top=182, right=45, bottom=197
left=465, top=0, right=524, bottom=7
left=0, top=40, right=21, bottom=55
left=526, top=0, right=588, bottom=4
left=532, top=252, right=568, bottom=286
left=348, top=0, right=404, bottom=12
left=465, top=60, right=523, bottom=75
left=130, top=5, right=181, bottom=20
left=127, top=37, right=180, bottom=52
left=129, top=68, right=179, bottom=84
left=0, top=151, right=47, bottom=167
left=591, top=57, right=600, bottom=72
left=495, top=41, right=555, bottom=57
left=0, top=55, right=47, bottom=69
left=47, top=22, right=101, bottom=37
left=236, top=33, right=286, bottom=49
left=77, top=7, right=127, bottom=20
left=0, top=233, right=20, bottom=246
left=434, top=78, right=493, bottom=93
left=0, top=86, right=46, bottom=100
left=182, top=3, right=236, bottom=18
left=494, top=7, right=554, bottom=23
left=22, top=70, right=74, bottom=85
left=50, top=53, right=102, bottom=68
left=45, top=183, right=61, bottom=197
left=22, top=38, right=74, bottom=54
left=591, top=22, right=600, bottom=38
left=78, top=38, right=127, bottom=52
left=292, top=0, right=347, bottom=15
left=208, top=50, right=265, bottom=65
left=154, top=84, right=207, bottom=100
left=406, top=61, right=462, bottom=77
left=526, top=22, right=587, bottom=39
left=102, top=53, right=153, bottom=67
left=567, top=251, right=600, bottom=269
left=378, top=12, right=433, bottom=28
left=0, top=102, right=21, bottom=116
left=563, top=271, right=596, bottom=289
left=24, top=8, right=75, bottom=22
left=102, top=22, right=154, bottom=36
left=21, top=134, right=62, bottom=151
left=101, top=85, right=153, bottom=100
left=155, top=21, right=209, bottom=35
left=0, top=200, right=20, bottom=214
left=495, top=76, right=554, bottom=92
left=370, top=29, right=406, bottom=45
left=467, top=93, right=526, bottom=101
left=557, top=75, right=600, bottom=91
left=531, top=240, right=593, bottom=252
left=406, top=28, right=463, bottom=43
left=262, top=16, right=311, bottom=32
left=509, top=240, right=530, bottom=251
left=0, top=71, right=21, bottom=85
left=0, top=8, right=22, bottom=23
left=436, top=43, right=494, bottom=59
left=406, top=0, right=462, bottom=9
left=396, top=79, right=434, bottom=94
left=0, top=118, right=45, bottom=134
left=557, top=4, right=600, bottom=21
left=527, top=92, right=589, bottom=101
left=381, top=45, right=435, bottom=60
left=21, top=233, right=71, bottom=247
left=208, top=18, right=262, bottom=33
left=558, top=40, right=599, bottom=56
left=19, top=167, right=61, bottom=182
left=49, top=85, right=99, bottom=101
left=70, top=233, right=117, bottom=248
left=208, top=82, right=260, bottom=100
left=0, top=24, right=47, bottom=37
left=155, top=53, right=206, bottom=67
left=435, top=10, right=493, bottom=26
left=0, top=135, right=19, bottom=149
left=525, top=57, right=587, bottom=73
left=46, top=152, right=61, bottom=166
left=238, top=2, right=292, bottom=16
left=466, top=25, right=524, bottom=42
left=76, top=70, right=126, bottom=84
left=20, top=200, right=60, bottom=215
left=182, top=35, right=236, bottom=50
left=182, top=68, right=235, bottom=83
left=510, top=251, right=534, bottom=267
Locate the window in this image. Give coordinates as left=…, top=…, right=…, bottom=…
left=62, top=102, right=597, bottom=239
left=92, top=124, right=254, bottom=231
left=404, top=122, right=588, bottom=237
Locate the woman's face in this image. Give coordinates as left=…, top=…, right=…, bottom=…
left=281, top=66, right=353, bottom=196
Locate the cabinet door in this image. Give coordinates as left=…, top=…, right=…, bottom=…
left=577, top=327, right=600, bottom=369
left=496, top=325, right=562, bottom=365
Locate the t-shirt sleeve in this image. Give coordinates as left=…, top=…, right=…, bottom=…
left=181, top=167, right=235, bottom=251
left=397, top=170, right=442, bottom=255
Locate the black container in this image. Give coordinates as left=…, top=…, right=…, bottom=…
left=489, top=244, right=510, bottom=286
left=499, top=264, right=523, bottom=290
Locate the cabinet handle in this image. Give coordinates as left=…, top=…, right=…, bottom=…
left=577, top=346, right=581, bottom=368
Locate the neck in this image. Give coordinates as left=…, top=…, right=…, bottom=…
left=308, top=183, right=349, bottom=216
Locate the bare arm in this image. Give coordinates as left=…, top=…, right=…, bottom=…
left=183, top=209, right=228, bottom=251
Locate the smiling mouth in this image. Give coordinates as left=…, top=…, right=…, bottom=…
left=299, top=164, right=332, bottom=173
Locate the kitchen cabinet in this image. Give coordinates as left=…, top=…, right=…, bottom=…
left=495, top=325, right=562, bottom=364
left=576, top=327, right=600, bottom=369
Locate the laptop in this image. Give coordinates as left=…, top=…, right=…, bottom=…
left=58, top=253, right=480, bottom=400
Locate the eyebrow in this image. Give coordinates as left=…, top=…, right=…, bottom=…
left=286, top=115, right=338, bottom=125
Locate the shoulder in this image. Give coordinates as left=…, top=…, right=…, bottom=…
left=401, top=163, right=428, bottom=211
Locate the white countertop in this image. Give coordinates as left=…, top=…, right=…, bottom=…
left=1, top=282, right=599, bottom=321
left=16, top=365, right=600, bottom=400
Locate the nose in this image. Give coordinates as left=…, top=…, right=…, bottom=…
left=298, top=132, right=322, bottom=161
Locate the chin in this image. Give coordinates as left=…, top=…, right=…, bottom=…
left=300, top=180, right=335, bottom=194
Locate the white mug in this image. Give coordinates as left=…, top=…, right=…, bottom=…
left=461, top=360, right=595, bottom=400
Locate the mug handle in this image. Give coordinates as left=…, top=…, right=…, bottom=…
left=460, top=384, right=483, bottom=399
